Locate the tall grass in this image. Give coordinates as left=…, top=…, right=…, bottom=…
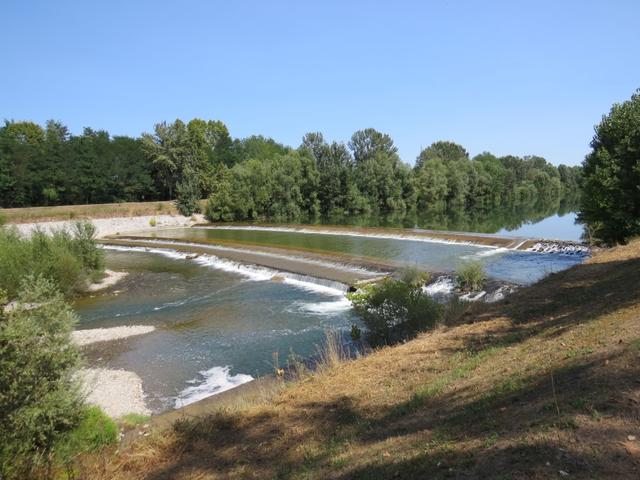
left=0, top=221, right=104, bottom=298
left=456, top=260, right=485, bottom=292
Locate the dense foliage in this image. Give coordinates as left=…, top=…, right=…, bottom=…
left=579, top=89, right=640, bottom=244
left=0, top=222, right=104, bottom=299
left=1, top=119, right=581, bottom=221
left=0, top=276, right=83, bottom=478
left=0, top=222, right=111, bottom=477
left=348, top=278, right=443, bottom=345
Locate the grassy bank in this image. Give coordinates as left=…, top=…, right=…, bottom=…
left=82, top=240, right=640, bottom=479
left=0, top=201, right=186, bottom=224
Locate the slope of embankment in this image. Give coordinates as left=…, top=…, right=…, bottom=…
left=79, top=239, right=640, bottom=479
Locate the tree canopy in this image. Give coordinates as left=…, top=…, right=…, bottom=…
left=578, top=89, right=640, bottom=244
left=0, top=119, right=581, bottom=222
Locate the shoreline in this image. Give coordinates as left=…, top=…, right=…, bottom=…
left=72, top=325, right=156, bottom=346
left=80, top=368, right=151, bottom=418
left=87, top=269, right=129, bottom=292
left=10, top=213, right=205, bottom=239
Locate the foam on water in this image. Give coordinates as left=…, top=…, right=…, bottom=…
left=102, top=244, right=347, bottom=296
left=296, top=298, right=353, bottom=315
left=423, top=276, right=456, bottom=296
left=117, top=238, right=382, bottom=276
left=462, top=247, right=509, bottom=260
left=174, top=366, right=253, bottom=408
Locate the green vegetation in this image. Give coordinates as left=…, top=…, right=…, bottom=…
left=349, top=277, right=442, bottom=345
left=0, top=120, right=580, bottom=224
left=0, top=221, right=104, bottom=298
left=0, top=276, right=84, bottom=478
left=456, top=260, right=486, bottom=291
left=0, top=222, right=113, bottom=478
left=579, top=88, right=640, bottom=245
left=56, top=406, right=118, bottom=462
left=118, top=413, right=151, bottom=430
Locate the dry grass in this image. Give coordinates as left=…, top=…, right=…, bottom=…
left=80, top=239, right=640, bottom=479
left=0, top=200, right=204, bottom=224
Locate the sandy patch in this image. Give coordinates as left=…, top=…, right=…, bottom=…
left=80, top=368, right=151, bottom=417
left=11, top=213, right=205, bottom=239
left=72, top=325, right=156, bottom=346
left=87, top=269, right=129, bottom=292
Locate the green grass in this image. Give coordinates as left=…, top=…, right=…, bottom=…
left=119, top=413, right=151, bottom=430
left=56, top=406, right=118, bottom=461
left=456, top=260, right=486, bottom=291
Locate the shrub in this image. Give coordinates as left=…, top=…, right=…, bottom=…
left=0, top=222, right=104, bottom=298
left=0, top=276, right=84, bottom=478
left=56, top=406, right=118, bottom=462
left=399, top=266, right=430, bottom=287
left=349, top=278, right=442, bottom=345
left=456, top=260, right=485, bottom=292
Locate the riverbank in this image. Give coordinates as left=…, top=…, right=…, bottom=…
left=10, top=213, right=205, bottom=238
left=79, top=368, right=151, bottom=418
left=81, top=239, right=640, bottom=479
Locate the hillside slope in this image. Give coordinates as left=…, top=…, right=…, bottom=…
left=87, top=241, right=640, bottom=479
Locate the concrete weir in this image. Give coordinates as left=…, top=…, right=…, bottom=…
left=99, top=237, right=387, bottom=287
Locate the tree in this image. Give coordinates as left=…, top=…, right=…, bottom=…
left=141, top=120, right=189, bottom=198
left=349, top=128, right=397, bottom=164
left=205, top=165, right=235, bottom=221
left=0, top=276, right=83, bottom=477
left=579, top=89, right=640, bottom=244
left=415, top=157, right=448, bottom=209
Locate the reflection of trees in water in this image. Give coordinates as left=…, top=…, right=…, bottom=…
left=309, top=196, right=580, bottom=235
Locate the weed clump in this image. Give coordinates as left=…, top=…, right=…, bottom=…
left=456, top=260, right=485, bottom=292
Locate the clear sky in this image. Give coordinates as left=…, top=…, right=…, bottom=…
left=2, top=0, right=639, bottom=166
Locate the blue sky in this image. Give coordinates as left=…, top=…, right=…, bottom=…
left=2, top=1, right=639, bottom=166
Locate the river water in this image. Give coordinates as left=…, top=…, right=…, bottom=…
left=75, top=248, right=360, bottom=412
left=75, top=215, right=586, bottom=413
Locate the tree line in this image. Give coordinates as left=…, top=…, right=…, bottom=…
left=0, top=119, right=582, bottom=220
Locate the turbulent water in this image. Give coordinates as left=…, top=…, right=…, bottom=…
left=74, top=249, right=361, bottom=412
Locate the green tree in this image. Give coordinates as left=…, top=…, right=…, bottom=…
left=0, top=276, right=83, bottom=478
left=579, top=89, right=640, bottom=244
left=205, top=165, right=235, bottom=221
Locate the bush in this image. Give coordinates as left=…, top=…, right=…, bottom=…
left=0, top=221, right=104, bottom=298
left=456, top=261, right=485, bottom=292
left=349, top=278, right=442, bottom=345
left=399, top=266, right=430, bottom=287
left=0, top=276, right=84, bottom=478
left=56, top=406, right=118, bottom=463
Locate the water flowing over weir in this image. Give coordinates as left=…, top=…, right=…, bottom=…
left=75, top=246, right=364, bottom=412
left=105, top=224, right=588, bottom=285
left=76, top=225, right=588, bottom=414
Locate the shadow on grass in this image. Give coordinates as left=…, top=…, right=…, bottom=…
left=141, top=256, right=640, bottom=479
